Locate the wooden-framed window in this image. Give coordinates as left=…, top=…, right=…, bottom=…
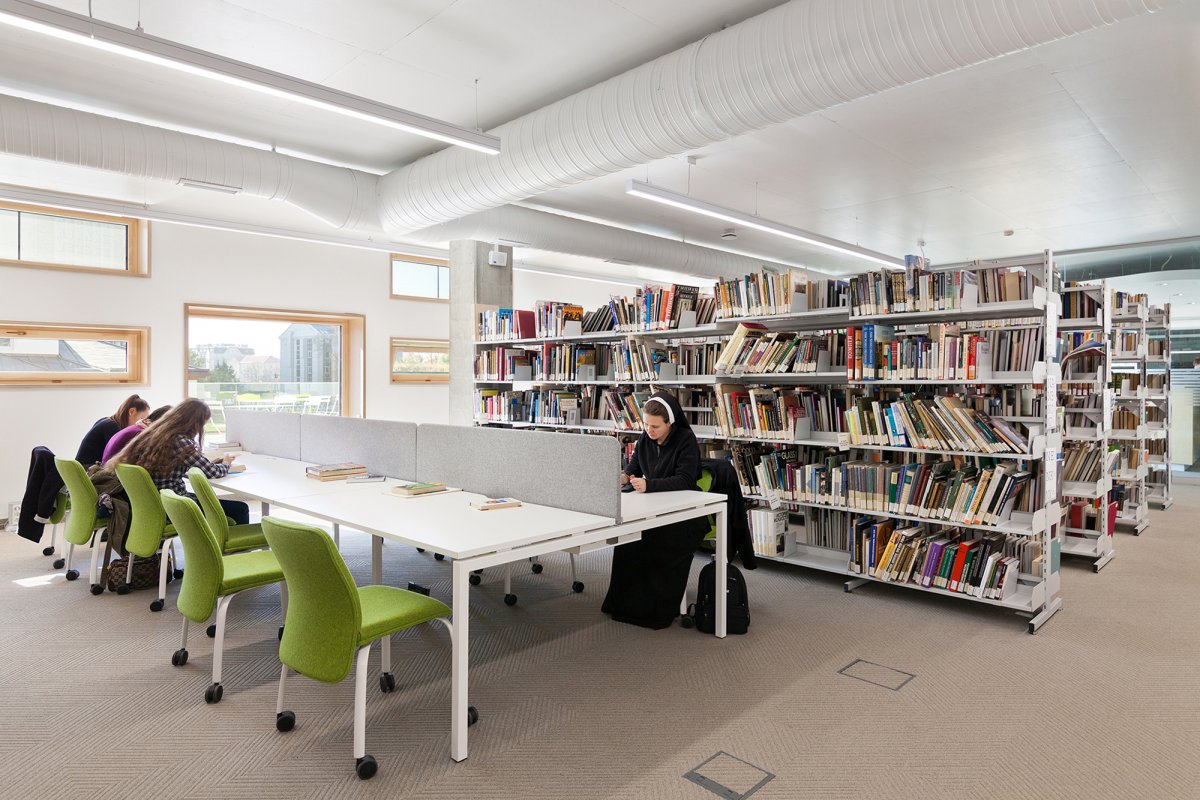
left=391, top=254, right=449, bottom=301
left=185, top=304, right=363, bottom=419
left=0, top=322, right=149, bottom=385
left=0, top=200, right=145, bottom=276
left=390, top=337, right=449, bottom=383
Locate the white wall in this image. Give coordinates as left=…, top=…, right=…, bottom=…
left=512, top=269, right=638, bottom=312
left=0, top=222, right=449, bottom=504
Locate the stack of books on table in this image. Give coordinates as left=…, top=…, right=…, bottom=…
left=305, top=462, right=368, bottom=481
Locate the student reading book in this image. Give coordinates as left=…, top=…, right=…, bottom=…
left=604, top=391, right=707, bottom=630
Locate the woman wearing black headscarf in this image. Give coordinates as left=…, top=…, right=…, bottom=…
left=602, top=391, right=708, bottom=629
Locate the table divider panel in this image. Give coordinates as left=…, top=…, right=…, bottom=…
left=223, top=409, right=301, bottom=460
left=415, top=424, right=621, bottom=522
left=300, top=415, right=417, bottom=480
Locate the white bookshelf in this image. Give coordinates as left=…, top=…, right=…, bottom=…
left=1111, top=296, right=1152, bottom=534
left=1145, top=304, right=1173, bottom=510
left=474, top=254, right=1067, bottom=632
left=1058, top=282, right=1116, bottom=571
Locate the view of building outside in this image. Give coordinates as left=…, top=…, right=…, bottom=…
left=187, top=316, right=342, bottom=440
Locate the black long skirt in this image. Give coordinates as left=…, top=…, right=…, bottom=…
left=601, top=520, right=707, bottom=629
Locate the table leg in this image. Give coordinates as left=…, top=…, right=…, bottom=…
left=715, top=507, right=727, bottom=639
left=451, top=559, right=469, bottom=761
left=372, top=535, right=382, bottom=585
left=260, top=501, right=270, bottom=517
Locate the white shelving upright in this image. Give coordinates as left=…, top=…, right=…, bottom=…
left=1111, top=298, right=1151, bottom=534
left=1146, top=304, right=1173, bottom=509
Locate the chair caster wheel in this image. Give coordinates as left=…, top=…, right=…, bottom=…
left=90, top=584, right=103, bottom=596
left=116, top=584, right=130, bottom=595
left=530, top=562, right=543, bottom=574
left=278, top=625, right=285, bottom=640
left=171, top=649, right=188, bottom=667
left=355, top=755, right=378, bottom=780
left=174, top=568, right=184, bottom=579
left=42, top=546, right=55, bottom=556
left=407, top=582, right=430, bottom=596
left=434, top=553, right=445, bottom=561
left=150, top=599, right=164, bottom=612
left=572, top=581, right=585, bottom=593
left=65, top=569, right=79, bottom=581
left=467, top=706, right=479, bottom=726
left=468, top=573, right=481, bottom=586
left=53, top=558, right=66, bottom=569
left=504, top=593, right=517, bottom=607
left=416, top=548, right=425, bottom=553
left=680, top=615, right=695, bottom=629
left=206, top=624, right=216, bottom=638
left=276, top=710, right=295, bottom=732
left=379, top=672, right=396, bottom=693
left=204, top=683, right=223, bottom=704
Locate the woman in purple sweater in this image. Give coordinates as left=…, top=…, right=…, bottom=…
left=101, top=405, right=172, bottom=464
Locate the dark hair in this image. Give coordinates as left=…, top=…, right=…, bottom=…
left=147, top=405, right=173, bottom=423
left=110, top=394, right=150, bottom=425
left=642, top=398, right=673, bottom=424
left=111, top=398, right=212, bottom=475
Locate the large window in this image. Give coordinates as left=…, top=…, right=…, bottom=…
left=0, top=322, right=148, bottom=385
left=0, top=201, right=144, bottom=275
left=390, top=337, right=450, bottom=383
left=185, top=305, right=363, bottom=439
left=391, top=254, right=449, bottom=301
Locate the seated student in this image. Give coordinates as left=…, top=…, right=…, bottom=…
left=110, top=398, right=250, bottom=526
left=101, top=404, right=172, bottom=465
left=76, top=395, right=150, bottom=467
left=602, top=391, right=707, bottom=629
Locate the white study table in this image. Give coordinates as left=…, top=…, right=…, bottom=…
left=213, top=453, right=728, bottom=762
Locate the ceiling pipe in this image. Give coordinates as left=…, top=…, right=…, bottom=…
left=401, top=204, right=792, bottom=279
left=381, top=0, right=1174, bottom=236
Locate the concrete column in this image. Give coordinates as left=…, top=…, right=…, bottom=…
left=449, top=240, right=512, bottom=426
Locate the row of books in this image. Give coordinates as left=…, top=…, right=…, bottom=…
left=842, top=394, right=1032, bottom=454
left=965, top=387, right=1043, bottom=419
left=715, top=385, right=844, bottom=440
left=1112, top=291, right=1147, bottom=314
left=475, top=388, right=588, bottom=425
left=794, top=507, right=854, bottom=551
left=852, top=523, right=1028, bottom=600
left=535, top=300, right=586, bottom=338
left=847, top=257, right=981, bottom=316
left=1147, top=339, right=1166, bottom=357
left=714, top=270, right=848, bottom=318
left=747, top=507, right=792, bottom=558
left=1061, top=443, right=1114, bottom=482
left=715, top=324, right=843, bottom=375
left=846, top=325, right=1043, bottom=381
left=1061, top=283, right=1101, bottom=320
left=674, top=342, right=724, bottom=376
left=1112, top=407, right=1141, bottom=432
left=977, top=266, right=1039, bottom=304
left=606, top=285, right=707, bottom=331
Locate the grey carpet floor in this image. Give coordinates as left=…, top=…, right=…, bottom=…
left=1, top=491, right=1198, bottom=800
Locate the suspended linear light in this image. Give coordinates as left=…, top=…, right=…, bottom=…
left=0, top=0, right=501, bottom=155
left=625, top=180, right=904, bottom=269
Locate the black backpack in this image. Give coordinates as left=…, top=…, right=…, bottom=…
left=689, top=559, right=749, bottom=634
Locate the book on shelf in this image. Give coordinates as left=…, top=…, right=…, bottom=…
left=714, top=269, right=847, bottom=318
left=747, top=507, right=792, bottom=557
left=306, top=462, right=368, bottom=481
left=842, top=394, right=1030, bottom=454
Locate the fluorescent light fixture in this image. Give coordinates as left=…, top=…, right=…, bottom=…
left=177, top=177, right=241, bottom=194
left=0, top=0, right=501, bottom=155
left=512, top=264, right=643, bottom=288
left=625, top=180, right=904, bottom=269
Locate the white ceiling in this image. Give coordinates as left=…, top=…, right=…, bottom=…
left=1, top=0, right=1199, bottom=280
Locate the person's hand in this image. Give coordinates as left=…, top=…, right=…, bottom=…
left=630, top=476, right=647, bottom=493
left=620, top=473, right=630, bottom=486
left=220, top=454, right=235, bottom=465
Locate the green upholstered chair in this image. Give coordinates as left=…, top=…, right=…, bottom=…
left=42, top=490, right=69, bottom=561
left=187, top=468, right=268, bottom=554
left=53, top=458, right=107, bottom=593
left=114, top=463, right=180, bottom=612
left=161, top=491, right=285, bottom=705
left=262, top=516, right=468, bottom=781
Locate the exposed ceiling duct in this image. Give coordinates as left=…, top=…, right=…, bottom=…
left=379, top=0, right=1173, bottom=236
left=0, top=94, right=382, bottom=232
left=402, top=204, right=792, bottom=279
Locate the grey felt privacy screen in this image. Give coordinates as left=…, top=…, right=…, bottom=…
left=415, top=424, right=621, bottom=521
left=299, top=415, right=416, bottom=480
left=223, top=409, right=301, bottom=460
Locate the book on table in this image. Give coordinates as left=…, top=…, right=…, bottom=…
left=390, top=481, right=454, bottom=497
left=470, top=497, right=523, bottom=510
left=305, top=462, right=368, bottom=481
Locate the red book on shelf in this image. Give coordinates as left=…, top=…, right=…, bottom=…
left=1069, top=502, right=1084, bottom=530
left=948, top=542, right=973, bottom=592
left=1106, top=501, right=1117, bottom=534
left=513, top=310, right=536, bottom=339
